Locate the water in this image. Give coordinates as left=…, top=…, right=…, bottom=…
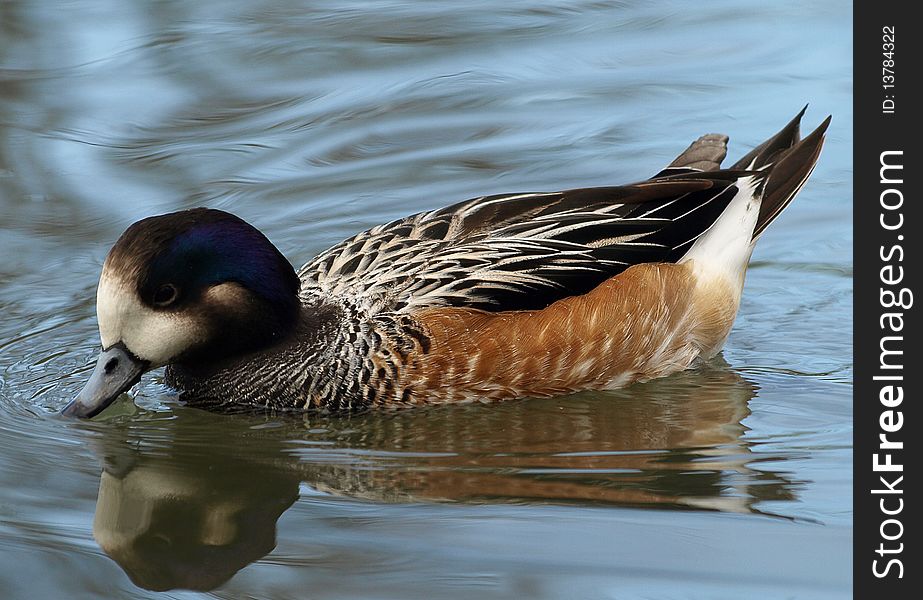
left=1, top=1, right=852, bottom=598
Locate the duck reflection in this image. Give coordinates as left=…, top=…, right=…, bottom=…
left=93, top=438, right=299, bottom=591
left=91, top=363, right=795, bottom=591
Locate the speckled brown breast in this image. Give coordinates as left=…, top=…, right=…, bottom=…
left=395, top=261, right=740, bottom=405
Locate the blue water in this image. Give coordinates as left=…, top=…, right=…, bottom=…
left=1, top=1, right=852, bottom=598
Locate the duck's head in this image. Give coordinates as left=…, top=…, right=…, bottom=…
left=63, top=208, right=301, bottom=418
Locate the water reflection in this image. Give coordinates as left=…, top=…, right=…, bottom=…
left=91, top=364, right=794, bottom=591
left=94, top=452, right=298, bottom=591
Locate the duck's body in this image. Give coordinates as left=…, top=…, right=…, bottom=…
left=64, top=109, right=829, bottom=417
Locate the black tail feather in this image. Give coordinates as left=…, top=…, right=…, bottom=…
left=730, top=104, right=808, bottom=171
left=749, top=112, right=830, bottom=238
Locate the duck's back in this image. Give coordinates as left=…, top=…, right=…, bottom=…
left=299, top=174, right=741, bottom=316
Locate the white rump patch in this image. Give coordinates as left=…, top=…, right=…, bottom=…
left=679, top=175, right=760, bottom=292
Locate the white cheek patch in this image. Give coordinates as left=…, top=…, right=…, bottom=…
left=96, top=272, right=204, bottom=367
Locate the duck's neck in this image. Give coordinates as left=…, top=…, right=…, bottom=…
left=164, top=300, right=361, bottom=411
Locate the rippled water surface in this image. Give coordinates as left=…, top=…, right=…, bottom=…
left=1, top=1, right=852, bottom=598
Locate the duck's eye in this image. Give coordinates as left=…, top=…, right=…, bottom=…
left=153, top=283, right=179, bottom=307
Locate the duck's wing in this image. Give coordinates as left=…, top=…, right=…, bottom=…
left=301, top=110, right=829, bottom=315
left=299, top=171, right=747, bottom=314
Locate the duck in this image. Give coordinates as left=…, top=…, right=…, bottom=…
left=63, top=108, right=830, bottom=418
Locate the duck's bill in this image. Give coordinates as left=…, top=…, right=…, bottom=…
left=62, top=344, right=148, bottom=418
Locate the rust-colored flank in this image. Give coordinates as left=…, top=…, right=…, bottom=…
left=402, top=261, right=739, bottom=405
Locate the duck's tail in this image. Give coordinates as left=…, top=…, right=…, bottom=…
left=658, top=107, right=830, bottom=241
left=733, top=107, right=831, bottom=240
left=677, top=109, right=830, bottom=290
